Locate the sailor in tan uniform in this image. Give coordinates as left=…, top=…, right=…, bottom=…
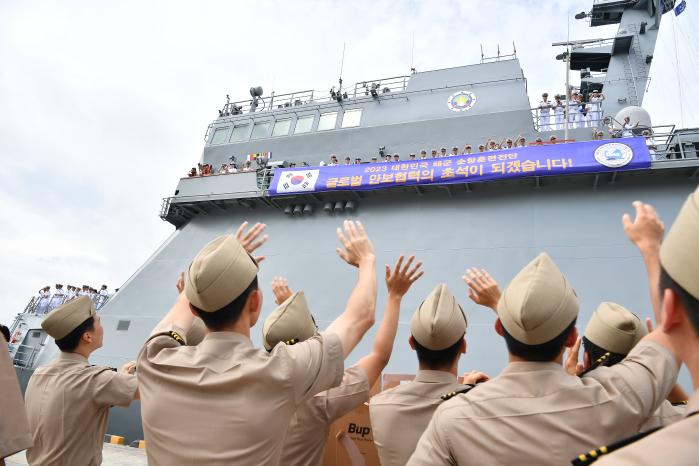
left=1, top=338, right=32, bottom=465
left=409, top=248, right=681, bottom=465
left=24, top=296, right=138, bottom=466
left=267, top=255, right=423, bottom=466
left=136, top=220, right=377, bottom=466
left=370, top=284, right=488, bottom=466
left=592, top=186, right=699, bottom=465
left=569, top=302, right=687, bottom=431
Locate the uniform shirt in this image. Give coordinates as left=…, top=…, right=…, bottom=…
left=554, top=101, right=565, bottom=113
left=137, top=324, right=344, bottom=466
left=279, top=364, right=370, bottom=466
left=594, top=388, right=699, bottom=465
left=623, top=123, right=634, bottom=137
left=539, top=100, right=552, bottom=113
left=640, top=399, right=686, bottom=431
left=408, top=340, right=678, bottom=466
left=370, top=370, right=462, bottom=466
left=24, top=352, right=137, bottom=466
left=0, top=342, right=32, bottom=458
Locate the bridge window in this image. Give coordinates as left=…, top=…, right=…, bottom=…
left=317, top=112, right=338, bottom=131
left=294, top=115, right=314, bottom=134
left=251, top=121, right=271, bottom=139
left=272, top=119, right=292, bottom=137
left=211, top=127, right=230, bottom=145
left=230, top=124, right=249, bottom=142
left=341, top=109, right=362, bottom=128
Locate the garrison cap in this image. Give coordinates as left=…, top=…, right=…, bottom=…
left=660, top=185, right=699, bottom=300
left=497, top=253, right=579, bottom=345
left=186, top=317, right=208, bottom=346
left=262, top=291, right=317, bottom=351
left=185, top=235, right=258, bottom=312
left=41, top=296, right=96, bottom=340
left=411, top=284, right=467, bottom=350
left=584, top=302, right=647, bottom=355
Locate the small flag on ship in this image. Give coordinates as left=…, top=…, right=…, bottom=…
left=675, top=0, right=687, bottom=16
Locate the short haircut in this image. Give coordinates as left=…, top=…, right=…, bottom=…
left=1, top=325, right=10, bottom=343
left=412, top=334, right=464, bottom=370
left=581, top=336, right=625, bottom=368
left=55, top=317, right=95, bottom=352
left=191, top=277, right=259, bottom=331
left=502, top=319, right=577, bottom=362
left=660, top=267, right=699, bottom=337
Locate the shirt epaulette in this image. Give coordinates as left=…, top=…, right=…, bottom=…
left=147, top=330, right=186, bottom=346
left=440, top=384, right=475, bottom=401
left=579, top=352, right=611, bottom=377
left=570, top=427, right=661, bottom=465
left=284, top=338, right=300, bottom=345
left=671, top=400, right=689, bottom=406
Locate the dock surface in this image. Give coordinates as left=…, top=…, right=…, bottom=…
left=5, top=443, right=148, bottom=465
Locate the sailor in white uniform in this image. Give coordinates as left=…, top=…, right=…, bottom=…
left=568, top=93, right=579, bottom=129
left=538, top=93, right=553, bottom=131
left=576, top=94, right=587, bottom=128
left=35, top=286, right=51, bottom=315
left=588, top=90, right=605, bottom=128
left=553, top=95, right=565, bottom=130
left=622, top=116, right=638, bottom=138
left=49, top=284, right=66, bottom=310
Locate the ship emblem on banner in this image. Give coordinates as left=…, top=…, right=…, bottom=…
left=593, top=143, right=634, bottom=168
left=275, top=170, right=320, bottom=193
left=447, top=91, right=476, bottom=112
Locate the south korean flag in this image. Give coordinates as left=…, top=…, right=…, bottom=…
left=276, top=169, right=320, bottom=193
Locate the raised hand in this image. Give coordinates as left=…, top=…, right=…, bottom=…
left=176, top=272, right=185, bottom=294
left=622, top=201, right=664, bottom=253
left=564, top=337, right=584, bottom=376
left=121, top=361, right=137, bottom=375
left=335, top=220, right=375, bottom=267
left=385, top=255, right=424, bottom=298
left=463, top=268, right=501, bottom=310
left=272, top=277, right=293, bottom=305
left=235, top=221, right=269, bottom=264
left=462, top=370, right=490, bottom=385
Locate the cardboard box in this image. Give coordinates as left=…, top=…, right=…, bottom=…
left=322, top=379, right=382, bottom=466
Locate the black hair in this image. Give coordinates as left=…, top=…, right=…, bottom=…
left=55, top=317, right=95, bottom=352
left=1, top=325, right=10, bottom=343
left=413, top=334, right=464, bottom=370
left=191, top=277, right=259, bottom=331
left=581, top=336, right=626, bottom=368
left=502, top=319, right=577, bottom=362
left=660, top=266, right=699, bottom=337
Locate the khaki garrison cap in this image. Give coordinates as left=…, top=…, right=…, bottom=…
left=497, top=253, right=579, bottom=345
left=41, top=296, right=96, bottom=340
left=185, top=235, right=258, bottom=312
left=262, top=291, right=317, bottom=351
left=661, top=185, right=699, bottom=300
left=411, top=284, right=467, bottom=350
left=584, top=302, right=647, bottom=355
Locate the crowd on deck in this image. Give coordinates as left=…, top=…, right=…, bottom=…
left=536, top=90, right=606, bottom=131
left=32, top=284, right=115, bottom=314
left=187, top=161, right=255, bottom=178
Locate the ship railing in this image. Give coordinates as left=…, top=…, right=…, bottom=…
left=351, top=75, right=410, bottom=99
left=645, top=126, right=699, bottom=161
left=19, top=294, right=111, bottom=316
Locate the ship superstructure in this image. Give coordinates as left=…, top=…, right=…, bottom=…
left=7, top=0, right=699, bottom=443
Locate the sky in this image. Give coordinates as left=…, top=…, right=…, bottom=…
left=1, top=0, right=698, bottom=325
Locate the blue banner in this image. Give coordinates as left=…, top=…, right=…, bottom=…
left=269, top=137, right=651, bottom=196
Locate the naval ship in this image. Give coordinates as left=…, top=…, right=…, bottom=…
left=7, top=0, right=699, bottom=444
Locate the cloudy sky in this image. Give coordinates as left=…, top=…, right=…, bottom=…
left=1, top=0, right=697, bottom=325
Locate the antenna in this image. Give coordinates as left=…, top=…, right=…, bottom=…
left=513, top=41, right=517, bottom=57
left=338, top=42, right=346, bottom=91
left=497, top=44, right=500, bottom=59
left=410, top=32, right=415, bottom=72
left=480, top=44, right=484, bottom=63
